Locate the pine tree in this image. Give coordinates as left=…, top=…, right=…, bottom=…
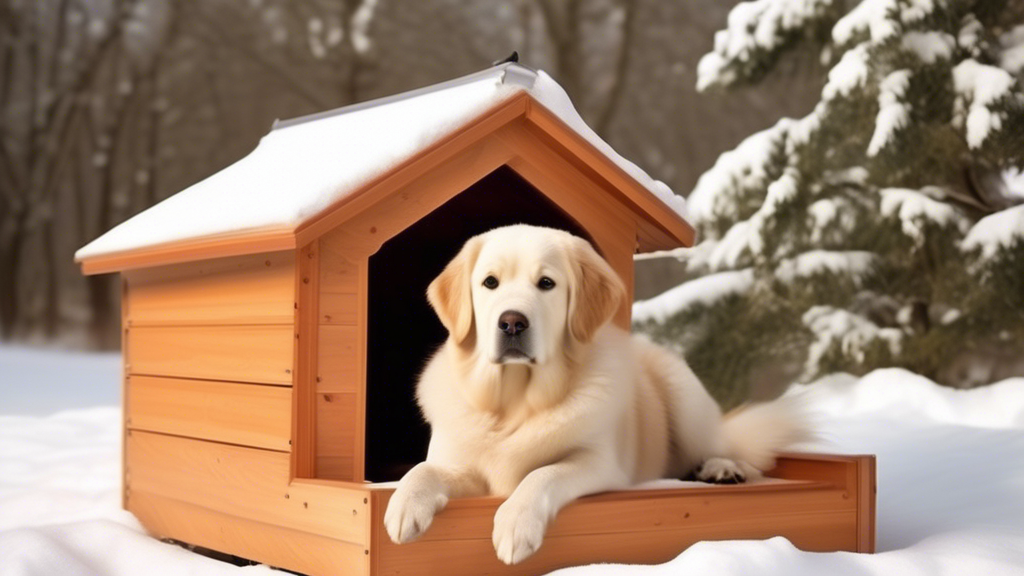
left=636, top=0, right=1024, bottom=406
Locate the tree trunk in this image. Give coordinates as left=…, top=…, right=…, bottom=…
left=0, top=213, right=26, bottom=339
left=86, top=274, right=117, bottom=349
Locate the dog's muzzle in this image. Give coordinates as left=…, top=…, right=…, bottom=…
left=496, top=310, right=534, bottom=364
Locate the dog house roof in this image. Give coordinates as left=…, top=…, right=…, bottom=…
left=76, top=63, right=694, bottom=274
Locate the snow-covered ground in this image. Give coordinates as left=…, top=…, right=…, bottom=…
left=0, top=345, right=120, bottom=415
left=2, top=346, right=1023, bottom=575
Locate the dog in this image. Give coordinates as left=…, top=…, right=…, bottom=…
left=383, top=224, right=808, bottom=565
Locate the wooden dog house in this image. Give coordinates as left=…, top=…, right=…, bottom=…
left=76, top=63, right=875, bottom=575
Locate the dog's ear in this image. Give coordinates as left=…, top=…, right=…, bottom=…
left=568, top=238, right=626, bottom=343
left=428, top=236, right=483, bottom=345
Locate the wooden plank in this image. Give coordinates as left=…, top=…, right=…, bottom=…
left=374, top=518, right=855, bottom=576
left=320, top=239, right=361, bottom=294
left=523, top=98, right=695, bottom=251
left=371, top=481, right=858, bottom=576
left=294, top=93, right=530, bottom=247
left=121, top=277, right=130, bottom=509
left=372, top=480, right=844, bottom=543
left=294, top=243, right=319, bottom=479
left=318, top=456, right=356, bottom=480
left=320, top=292, right=359, bottom=325
left=317, top=392, right=357, bottom=480
left=368, top=454, right=874, bottom=575
left=319, top=325, right=361, bottom=393
left=127, top=375, right=292, bottom=451
left=79, top=230, right=296, bottom=275
left=126, top=430, right=370, bottom=545
left=124, top=251, right=295, bottom=326
left=856, top=455, right=877, bottom=552
left=130, top=325, right=294, bottom=385
left=129, top=491, right=369, bottom=576
left=312, top=131, right=518, bottom=256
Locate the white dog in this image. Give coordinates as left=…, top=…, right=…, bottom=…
left=383, top=225, right=808, bottom=565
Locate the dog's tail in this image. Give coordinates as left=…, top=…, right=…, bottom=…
left=721, top=394, right=813, bottom=471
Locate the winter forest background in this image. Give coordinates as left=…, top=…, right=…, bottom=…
left=2, top=0, right=1022, bottom=405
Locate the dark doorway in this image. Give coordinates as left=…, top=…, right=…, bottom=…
left=365, top=165, right=592, bottom=481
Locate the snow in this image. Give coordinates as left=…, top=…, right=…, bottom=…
left=5, top=347, right=1024, bottom=575
left=900, top=31, right=954, bottom=64
left=794, top=369, right=1024, bottom=428
left=688, top=119, right=791, bottom=225
left=867, top=69, right=911, bottom=156
left=350, top=0, right=377, bottom=54
left=760, top=170, right=799, bottom=216
left=75, top=64, right=685, bottom=261
left=999, top=24, right=1024, bottom=74
left=832, top=0, right=936, bottom=45
left=0, top=346, right=120, bottom=415
left=958, top=15, right=984, bottom=56
left=821, top=43, right=870, bottom=101
left=695, top=169, right=799, bottom=268
left=632, top=269, right=754, bottom=323
left=801, top=306, right=903, bottom=380
left=961, top=203, right=1024, bottom=260
left=879, top=188, right=970, bottom=243
left=708, top=219, right=761, bottom=268
left=775, top=250, right=876, bottom=283
left=696, top=0, right=834, bottom=91
left=1003, top=168, right=1024, bottom=200
left=807, top=196, right=858, bottom=244
left=951, top=60, right=1016, bottom=149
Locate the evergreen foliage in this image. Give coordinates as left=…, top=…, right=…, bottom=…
left=638, top=0, right=1024, bottom=405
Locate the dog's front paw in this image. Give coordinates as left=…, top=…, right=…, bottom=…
left=695, top=457, right=759, bottom=484
left=383, top=486, right=447, bottom=544
left=492, top=498, right=548, bottom=565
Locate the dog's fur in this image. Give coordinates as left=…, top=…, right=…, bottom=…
left=383, top=225, right=808, bottom=564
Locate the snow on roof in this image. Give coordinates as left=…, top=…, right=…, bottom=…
left=76, top=63, right=686, bottom=261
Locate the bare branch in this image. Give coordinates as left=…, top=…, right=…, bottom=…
left=192, top=15, right=333, bottom=110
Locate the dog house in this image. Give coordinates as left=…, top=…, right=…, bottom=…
left=76, top=63, right=875, bottom=575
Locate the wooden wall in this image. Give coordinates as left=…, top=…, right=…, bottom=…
left=309, top=120, right=644, bottom=482
left=121, top=251, right=373, bottom=576
left=315, top=234, right=365, bottom=481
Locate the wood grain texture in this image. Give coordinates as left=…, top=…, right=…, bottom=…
left=293, top=93, right=530, bottom=248
left=367, top=453, right=874, bottom=575
left=127, top=375, right=292, bottom=451
left=129, top=491, right=369, bottom=576
left=79, top=91, right=694, bottom=277
left=124, top=251, right=295, bottom=326
left=523, top=98, right=694, bottom=251
left=293, top=243, right=319, bottom=479
left=130, top=325, right=294, bottom=385
left=120, top=278, right=130, bottom=509
left=316, top=392, right=357, bottom=480
left=126, top=430, right=369, bottom=545
left=320, top=292, right=359, bottom=325
left=318, top=325, right=361, bottom=393
left=317, top=456, right=356, bottom=481
left=79, top=230, right=296, bottom=275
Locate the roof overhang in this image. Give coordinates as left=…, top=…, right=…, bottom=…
left=79, top=92, right=694, bottom=275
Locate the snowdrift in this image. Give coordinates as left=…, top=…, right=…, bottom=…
left=2, top=351, right=1023, bottom=575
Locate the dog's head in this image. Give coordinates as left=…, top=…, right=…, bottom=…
left=427, top=225, right=625, bottom=365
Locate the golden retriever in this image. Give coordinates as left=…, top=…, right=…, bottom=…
left=383, top=224, right=808, bottom=564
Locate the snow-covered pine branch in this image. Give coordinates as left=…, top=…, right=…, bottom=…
left=638, top=0, right=1024, bottom=396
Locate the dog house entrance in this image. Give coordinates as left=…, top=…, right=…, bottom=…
left=364, top=166, right=593, bottom=482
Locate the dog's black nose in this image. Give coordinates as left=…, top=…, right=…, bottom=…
left=498, top=311, right=529, bottom=336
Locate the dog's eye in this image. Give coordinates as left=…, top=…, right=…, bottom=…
left=537, top=276, right=556, bottom=290
left=483, top=276, right=499, bottom=289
